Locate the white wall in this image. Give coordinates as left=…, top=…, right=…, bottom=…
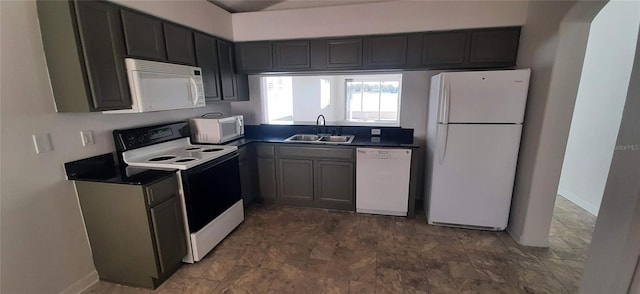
left=580, top=26, right=640, bottom=293
left=111, top=0, right=233, bottom=40
left=508, top=1, right=607, bottom=246
left=0, top=1, right=232, bottom=293
left=558, top=0, right=640, bottom=216
left=231, top=1, right=529, bottom=41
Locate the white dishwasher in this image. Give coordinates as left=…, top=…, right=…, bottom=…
left=356, top=148, right=412, bottom=216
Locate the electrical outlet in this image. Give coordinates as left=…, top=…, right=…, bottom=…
left=32, top=133, right=53, bottom=154
left=80, top=130, right=95, bottom=146
left=371, top=128, right=381, bottom=136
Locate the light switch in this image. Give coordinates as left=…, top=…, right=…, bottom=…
left=80, top=130, right=95, bottom=146
left=32, top=133, right=53, bottom=154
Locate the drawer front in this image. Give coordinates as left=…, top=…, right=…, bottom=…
left=278, top=146, right=354, bottom=160
left=256, top=144, right=275, bottom=157
left=146, top=175, right=179, bottom=207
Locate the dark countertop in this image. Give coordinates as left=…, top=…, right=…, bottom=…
left=64, top=153, right=176, bottom=185
left=225, top=137, right=419, bottom=148
left=229, top=124, right=420, bottom=148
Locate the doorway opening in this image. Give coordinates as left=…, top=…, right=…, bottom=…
left=550, top=1, right=640, bottom=291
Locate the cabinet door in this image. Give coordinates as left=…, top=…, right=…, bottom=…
left=257, top=157, right=277, bottom=200
left=121, top=10, right=166, bottom=60
left=274, top=41, right=310, bottom=70
left=277, top=159, right=314, bottom=205
left=149, top=196, right=187, bottom=274
left=421, top=31, right=467, bottom=67
left=239, top=146, right=257, bottom=207
left=315, top=161, right=354, bottom=210
left=326, top=38, right=363, bottom=68
left=365, top=35, right=408, bottom=68
left=194, top=33, right=221, bottom=101
left=236, top=42, right=273, bottom=72
left=217, top=40, right=239, bottom=101
left=75, top=1, right=132, bottom=111
left=163, top=23, right=196, bottom=65
left=468, top=27, right=520, bottom=66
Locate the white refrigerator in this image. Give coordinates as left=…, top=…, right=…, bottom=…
left=425, top=69, right=531, bottom=230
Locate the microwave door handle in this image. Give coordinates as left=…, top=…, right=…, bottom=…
left=189, top=79, right=199, bottom=106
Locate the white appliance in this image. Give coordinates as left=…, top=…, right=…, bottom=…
left=105, top=58, right=206, bottom=113
left=190, top=115, right=244, bottom=144
left=114, top=122, right=243, bottom=263
left=356, top=148, right=412, bottom=216
left=425, top=69, right=531, bottom=231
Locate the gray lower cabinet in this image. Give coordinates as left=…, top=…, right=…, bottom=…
left=74, top=175, right=186, bottom=289
left=277, top=159, right=315, bottom=205
left=238, top=145, right=258, bottom=206
left=257, top=158, right=277, bottom=200
left=315, top=160, right=355, bottom=210
left=254, top=143, right=355, bottom=210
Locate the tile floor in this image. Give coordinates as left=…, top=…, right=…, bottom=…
left=84, top=195, right=596, bottom=294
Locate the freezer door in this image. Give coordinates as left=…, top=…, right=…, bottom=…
left=428, top=124, right=522, bottom=229
left=440, top=69, right=530, bottom=124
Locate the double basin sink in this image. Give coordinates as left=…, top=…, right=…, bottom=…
left=284, top=134, right=355, bottom=144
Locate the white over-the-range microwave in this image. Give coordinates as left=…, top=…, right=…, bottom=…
left=190, top=115, right=245, bottom=144
left=104, top=58, right=206, bottom=113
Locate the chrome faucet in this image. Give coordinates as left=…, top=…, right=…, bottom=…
left=316, top=114, right=326, bottom=134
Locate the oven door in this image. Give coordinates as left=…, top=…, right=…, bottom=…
left=180, top=152, right=241, bottom=233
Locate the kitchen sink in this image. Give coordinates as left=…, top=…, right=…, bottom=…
left=318, top=136, right=354, bottom=143
left=284, top=134, right=354, bottom=144
left=285, top=134, right=321, bottom=142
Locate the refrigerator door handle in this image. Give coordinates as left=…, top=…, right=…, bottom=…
left=437, top=124, right=449, bottom=164
left=440, top=79, right=451, bottom=124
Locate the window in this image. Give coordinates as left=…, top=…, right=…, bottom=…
left=261, top=74, right=402, bottom=126
left=345, top=75, right=401, bottom=122
left=263, top=76, right=293, bottom=123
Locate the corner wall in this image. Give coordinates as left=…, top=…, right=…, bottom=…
left=558, top=0, right=640, bottom=216
left=580, top=26, right=640, bottom=294
left=508, top=1, right=606, bottom=246
left=0, top=1, right=232, bottom=293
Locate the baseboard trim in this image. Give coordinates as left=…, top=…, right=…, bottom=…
left=506, top=227, right=551, bottom=247
left=59, top=270, right=98, bottom=294
left=557, top=187, right=600, bottom=215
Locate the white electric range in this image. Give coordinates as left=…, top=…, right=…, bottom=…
left=114, top=121, right=244, bottom=263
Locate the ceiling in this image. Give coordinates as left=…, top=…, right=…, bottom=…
left=207, top=0, right=388, bottom=13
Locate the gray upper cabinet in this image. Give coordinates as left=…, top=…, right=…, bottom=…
left=421, top=31, right=468, bottom=67
left=163, top=23, right=196, bottom=65
left=326, top=38, right=363, bottom=68
left=194, top=33, right=221, bottom=101
left=365, top=35, right=408, bottom=68
left=37, top=0, right=132, bottom=112
left=468, top=27, right=520, bottom=66
left=218, top=40, right=249, bottom=101
left=236, top=42, right=273, bottom=73
left=274, top=40, right=311, bottom=70
left=121, top=10, right=166, bottom=61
